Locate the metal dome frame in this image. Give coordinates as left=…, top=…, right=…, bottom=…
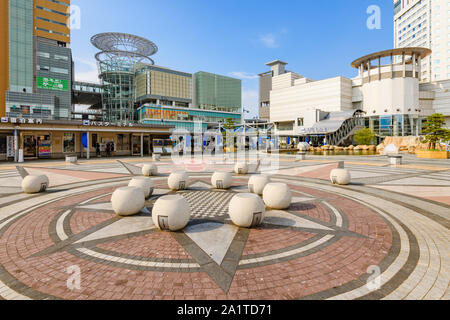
left=91, top=32, right=158, bottom=58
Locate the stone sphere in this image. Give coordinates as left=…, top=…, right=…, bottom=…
left=330, top=169, right=351, bottom=185
left=142, top=164, right=158, bottom=176
left=22, top=175, right=49, bottom=194
left=152, top=195, right=191, bottom=231
left=234, top=162, right=249, bottom=175
left=128, top=177, right=154, bottom=199
left=111, top=186, right=145, bottom=216
left=262, top=183, right=292, bottom=210
left=298, top=142, right=311, bottom=152
left=229, top=193, right=265, bottom=228
left=248, top=175, right=271, bottom=195
left=211, top=172, right=233, bottom=189
left=384, top=144, right=399, bottom=155
left=168, top=171, right=189, bottom=190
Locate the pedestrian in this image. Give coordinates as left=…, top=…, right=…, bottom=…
left=106, top=143, right=111, bottom=157
left=111, top=142, right=115, bottom=157
left=96, top=142, right=100, bottom=157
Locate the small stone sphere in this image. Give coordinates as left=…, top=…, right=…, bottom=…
left=22, top=175, right=49, bottom=194
left=111, top=186, right=145, bottom=216
left=298, top=142, right=311, bottom=152
left=384, top=144, right=399, bottom=155
left=128, top=177, right=154, bottom=199
left=142, top=164, right=158, bottom=176
left=262, top=183, right=292, bottom=210
left=234, top=162, right=249, bottom=175
left=330, top=169, right=351, bottom=185
left=168, top=171, right=189, bottom=190
left=211, top=172, right=233, bottom=189
left=228, top=193, right=266, bottom=228
left=248, top=175, right=271, bottom=195
left=152, top=195, right=191, bottom=231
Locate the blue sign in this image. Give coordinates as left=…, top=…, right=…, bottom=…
left=82, top=133, right=88, bottom=149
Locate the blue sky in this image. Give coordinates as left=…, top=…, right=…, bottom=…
left=71, top=0, right=394, bottom=117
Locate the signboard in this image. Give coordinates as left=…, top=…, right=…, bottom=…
left=0, top=117, right=43, bottom=124
left=38, top=139, right=51, bottom=158
left=36, top=76, right=69, bottom=92
left=6, top=136, right=15, bottom=158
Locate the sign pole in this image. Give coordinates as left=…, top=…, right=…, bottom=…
left=13, top=129, right=18, bottom=163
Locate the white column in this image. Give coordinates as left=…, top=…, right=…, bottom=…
left=141, top=133, right=144, bottom=157
left=378, top=56, right=381, bottom=81
left=14, top=129, right=18, bottom=163
left=412, top=53, right=416, bottom=78
left=86, top=132, right=90, bottom=160
left=390, top=54, right=394, bottom=79
left=367, top=60, right=371, bottom=83
left=418, top=56, right=422, bottom=81
left=402, top=52, right=406, bottom=77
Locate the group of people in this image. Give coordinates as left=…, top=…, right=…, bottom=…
left=95, top=142, right=115, bottom=157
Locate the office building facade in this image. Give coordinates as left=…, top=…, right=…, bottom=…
left=262, top=47, right=450, bottom=146
left=1, top=0, right=72, bottom=121
left=394, top=0, right=450, bottom=82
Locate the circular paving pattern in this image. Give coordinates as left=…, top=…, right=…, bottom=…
left=0, top=173, right=448, bottom=300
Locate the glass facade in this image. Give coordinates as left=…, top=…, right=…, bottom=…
left=195, top=72, right=242, bottom=113
left=9, top=0, right=34, bottom=93
left=139, top=105, right=242, bottom=132
left=98, top=59, right=136, bottom=122
left=366, top=115, right=425, bottom=137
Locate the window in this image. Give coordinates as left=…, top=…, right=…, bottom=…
left=37, top=65, right=50, bottom=71
left=63, top=133, right=75, bottom=153
left=37, top=51, right=50, bottom=58
left=54, top=54, right=68, bottom=61
left=50, top=67, right=68, bottom=74
left=297, top=118, right=304, bottom=127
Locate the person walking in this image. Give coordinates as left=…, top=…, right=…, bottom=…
left=111, top=142, right=115, bottom=157
left=96, top=142, right=100, bottom=158
left=106, top=143, right=111, bottom=157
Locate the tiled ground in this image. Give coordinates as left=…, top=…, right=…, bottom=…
left=0, top=153, right=448, bottom=300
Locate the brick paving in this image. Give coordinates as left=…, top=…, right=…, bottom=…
left=0, top=157, right=448, bottom=300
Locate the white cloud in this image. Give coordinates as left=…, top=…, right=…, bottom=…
left=259, top=33, right=278, bottom=48
left=73, top=57, right=100, bottom=84
left=229, top=72, right=259, bottom=80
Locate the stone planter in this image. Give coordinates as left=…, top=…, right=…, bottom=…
left=416, top=150, right=449, bottom=159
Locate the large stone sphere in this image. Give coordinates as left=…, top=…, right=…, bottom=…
left=248, top=175, right=271, bottom=195
left=384, top=144, right=399, bottom=155
left=142, top=164, right=158, bottom=176
left=298, top=142, right=311, bottom=152
left=22, top=175, right=49, bottom=194
left=330, top=169, right=351, bottom=185
left=262, top=183, right=292, bottom=210
left=211, top=172, right=233, bottom=189
left=128, top=177, right=154, bottom=199
left=168, top=171, right=189, bottom=190
left=229, top=193, right=266, bottom=228
left=152, top=195, right=191, bottom=231
left=111, top=186, right=145, bottom=216
left=234, top=162, right=249, bottom=175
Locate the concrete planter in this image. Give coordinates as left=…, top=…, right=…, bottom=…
left=416, top=150, right=448, bottom=159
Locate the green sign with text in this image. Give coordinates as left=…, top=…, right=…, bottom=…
left=36, top=77, right=69, bottom=92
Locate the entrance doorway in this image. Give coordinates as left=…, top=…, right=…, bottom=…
left=23, top=135, right=37, bottom=158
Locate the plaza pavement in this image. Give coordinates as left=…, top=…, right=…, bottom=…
left=0, top=152, right=448, bottom=300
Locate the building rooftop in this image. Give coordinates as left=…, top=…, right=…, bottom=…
left=351, top=47, right=432, bottom=68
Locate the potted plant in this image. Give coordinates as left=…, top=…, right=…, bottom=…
left=417, top=113, right=450, bottom=159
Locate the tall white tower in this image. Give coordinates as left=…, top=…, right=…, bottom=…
left=394, top=0, right=449, bottom=82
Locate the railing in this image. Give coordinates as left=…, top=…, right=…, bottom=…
left=326, top=117, right=364, bottom=146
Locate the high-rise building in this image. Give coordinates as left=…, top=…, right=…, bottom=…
left=394, top=0, right=450, bottom=82
left=1, top=0, right=72, bottom=120
left=193, top=71, right=242, bottom=114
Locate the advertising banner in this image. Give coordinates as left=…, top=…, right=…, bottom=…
left=6, top=136, right=15, bottom=158
left=36, top=77, right=69, bottom=92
